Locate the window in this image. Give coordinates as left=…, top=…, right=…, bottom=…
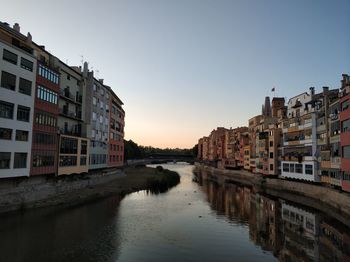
left=343, top=146, right=350, bottom=158
left=269, top=141, right=273, bottom=147
left=34, top=132, right=54, bottom=144
left=0, top=101, right=14, bottom=119
left=80, top=156, right=87, bottom=166
left=100, top=101, right=104, bottom=109
left=305, top=164, right=313, bottom=175
left=295, top=164, right=303, bottom=173
left=16, top=130, right=29, bottom=141
left=92, top=112, right=96, bottom=121
left=342, top=100, right=349, bottom=111
left=36, top=85, right=58, bottom=104
left=59, top=156, right=77, bottom=166
left=3, top=49, right=17, bottom=64
left=60, top=137, right=78, bottom=154
left=283, top=163, right=289, bottom=172
left=81, top=140, right=87, bottom=155
left=93, top=97, right=97, bottom=106
left=14, top=153, right=27, bottom=168
left=67, top=74, right=70, bottom=80
left=342, top=119, right=350, bottom=132
left=35, top=112, right=56, bottom=127
left=17, top=105, right=30, bottom=122
left=38, top=64, right=59, bottom=84
left=269, top=152, right=273, bottom=159
left=19, top=78, right=32, bottom=96
left=32, top=153, right=55, bottom=167
left=290, top=163, right=295, bottom=173
left=0, top=128, right=12, bottom=140
left=270, top=164, right=273, bottom=171
left=0, top=152, right=11, bottom=169
left=1, top=71, right=16, bottom=91
left=20, top=57, right=33, bottom=71
left=93, top=84, right=96, bottom=91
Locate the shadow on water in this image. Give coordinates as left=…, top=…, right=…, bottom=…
left=0, top=168, right=180, bottom=262
left=193, top=167, right=350, bottom=261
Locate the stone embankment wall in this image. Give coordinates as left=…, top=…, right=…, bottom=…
left=195, top=163, right=350, bottom=221
left=0, top=169, right=124, bottom=213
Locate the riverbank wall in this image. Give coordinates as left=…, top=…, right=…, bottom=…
left=0, top=169, right=124, bottom=214
left=195, top=163, right=350, bottom=222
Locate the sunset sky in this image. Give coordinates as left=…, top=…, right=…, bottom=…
left=1, top=0, right=350, bottom=148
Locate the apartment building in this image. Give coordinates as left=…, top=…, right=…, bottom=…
left=281, top=89, right=318, bottom=181
left=0, top=22, right=36, bottom=178
left=248, top=115, right=263, bottom=173
left=108, top=87, right=125, bottom=167
left=340, top=74, right=350, bottom=192
left=30, top=47, right=60, bottom=176
left=82, top=68, right=110, bottom=170
left=56, top=61, right=88, bottom=175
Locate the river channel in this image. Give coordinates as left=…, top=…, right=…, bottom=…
left=0, top=163, right=349, bottom=261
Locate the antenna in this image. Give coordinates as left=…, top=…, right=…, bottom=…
left=80, top=55, right=84, bottom=67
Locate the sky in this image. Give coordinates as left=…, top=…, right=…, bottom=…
left=1, top=0, right=349, bottom=148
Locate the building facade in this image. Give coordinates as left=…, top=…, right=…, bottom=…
left=0, top=23, right=36, bottom=178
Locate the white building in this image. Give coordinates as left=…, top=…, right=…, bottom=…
left=0, top=38, right=37, bottom=178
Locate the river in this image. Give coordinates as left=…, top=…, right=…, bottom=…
left=0, top=163, right=349, bottom=261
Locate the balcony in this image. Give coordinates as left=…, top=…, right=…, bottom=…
left=60, top=107, right=82, bottom=121
left=283, top=117, right=312, bottom=132
left=60, top=89, right=82, bottom=105
left=284, top=134, right=312, bottom=146
left=59, top=126, right=81, bottom=137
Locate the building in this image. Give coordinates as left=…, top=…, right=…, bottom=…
left=56, top=60, right=89, bottom=176
left=30, top=46, right=60, bottom=176
left=340, top=74, right=350, bottom=192
left=108, top=87, right=125, bottom=167
left=248, top=115, right=263, bottom=173
left=281, top=88, right=318, bottom=181
left=0, top=22, right=37, bottom=178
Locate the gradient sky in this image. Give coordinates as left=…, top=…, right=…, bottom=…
left=1, top=0, right=349, bottom=148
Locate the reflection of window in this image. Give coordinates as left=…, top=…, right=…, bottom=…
left=305, top=164, right=313, bottom=175
left=81, top=140, right=87, bottom=155
left=295, top=164, right=302, bottom=173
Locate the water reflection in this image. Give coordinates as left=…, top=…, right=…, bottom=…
left=194, top=168, right=350, bottom=262
left=0, top=196, right=123, bottom=262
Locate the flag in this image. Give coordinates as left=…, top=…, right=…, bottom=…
left=271, top=87, right=275, bottom=92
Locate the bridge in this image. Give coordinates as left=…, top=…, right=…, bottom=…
left=126, top=153, right=195, bottom=166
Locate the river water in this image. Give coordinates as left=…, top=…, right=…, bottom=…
left=0, top=163, right=350, bottom=261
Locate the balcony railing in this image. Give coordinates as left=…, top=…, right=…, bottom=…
left=60, top=107, right=82, bottom=120
left=60, top=90, right=82, bottom=104
left=59, top=127, right=81, bottom=137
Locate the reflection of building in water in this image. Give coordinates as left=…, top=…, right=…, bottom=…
left=249, top=193, right=282, bottom=257
left=319, top=221, right=350, bottom=261
left=280, top=202, right=320, bottom=261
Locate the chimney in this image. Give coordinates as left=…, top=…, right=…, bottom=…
left=322, top=86, right=329, bottom=94
left=99, top=79, right=104, bottom=84
left=83, top=62, right=88, bottom=77
left=13, top=23, right=20, bottom=32
left=26, top=32, right=32, bottom=44
left=309, top=87, right=315, bottom=97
